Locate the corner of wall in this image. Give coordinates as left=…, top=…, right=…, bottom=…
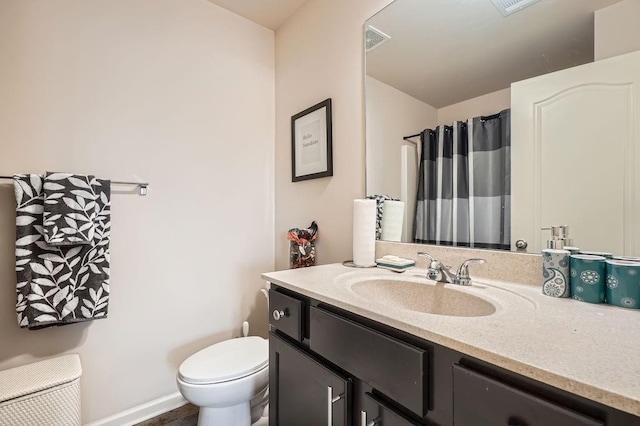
left=273, top=0, right=395, bottom=271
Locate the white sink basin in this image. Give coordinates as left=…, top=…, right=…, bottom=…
left=350, top=278, right=497, bottom=317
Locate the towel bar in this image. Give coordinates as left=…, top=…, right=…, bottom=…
left=0, top=175, right=149, bottom=196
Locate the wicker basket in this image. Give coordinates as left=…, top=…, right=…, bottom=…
left=0, top=354, right=82, bottom=426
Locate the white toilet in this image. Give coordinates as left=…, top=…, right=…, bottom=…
left=177, top=336, right=269, bottom=426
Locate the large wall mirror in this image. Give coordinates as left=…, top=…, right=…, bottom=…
left=365, top=0, right=640, bottom=256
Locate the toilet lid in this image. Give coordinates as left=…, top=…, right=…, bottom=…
left=179, top=336, right=268, bottom=385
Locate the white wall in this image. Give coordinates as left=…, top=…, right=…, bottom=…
left=365, top=77, right=437, bottom=199
left=595, top=0, right=640, bottom=61
left=274, top=0, right=394, bottom=269
left=438, top=88, right=511, bottom=126
left=0, top=0, right=274, bottom=423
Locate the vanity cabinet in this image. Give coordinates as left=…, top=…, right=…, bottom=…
left=268, top=286, right=638, bottom=426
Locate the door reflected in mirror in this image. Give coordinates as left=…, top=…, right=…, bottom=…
left=365, top=0, right=640, bottom=256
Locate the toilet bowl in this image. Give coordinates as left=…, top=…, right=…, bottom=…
left=177, top=336, right=269, bottom=426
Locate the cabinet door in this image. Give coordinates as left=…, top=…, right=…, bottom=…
left=360, top=392, right=423, bottom=426
left=270, top=332, right=351, bottom=426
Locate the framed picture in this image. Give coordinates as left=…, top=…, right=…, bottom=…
left=291, top=98, right=333, bottom=182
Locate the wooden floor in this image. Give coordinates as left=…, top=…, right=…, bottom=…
left=165, top=413, right=198, bottom=426
left=133, top=404, right=198, bottom=426
left=133, top=403, right=269, bottom=425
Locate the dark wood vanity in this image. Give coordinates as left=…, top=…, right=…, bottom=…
left=268, top=285, right=639, bottom=426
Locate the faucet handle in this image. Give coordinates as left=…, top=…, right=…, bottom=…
left=455, top=258, right=486, bottom=285
left=417, top=252, right=436, bottom=261
left=417, top=252, right=442, bottom=270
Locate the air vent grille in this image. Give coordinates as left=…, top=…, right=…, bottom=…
left=365, top=25, right=390, bottom=53
left=491, top=0, right=541, bottom=16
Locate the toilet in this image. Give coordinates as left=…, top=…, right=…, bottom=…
left=177, top=336, right=269, bottom=426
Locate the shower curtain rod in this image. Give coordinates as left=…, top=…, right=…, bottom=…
left=403, top=133, right=420, bottom=141
left=0, top=176, right=149, bottom=196
left=402, top=110, right=505, bottom=143
left=403, top=133, right=420, bottom=144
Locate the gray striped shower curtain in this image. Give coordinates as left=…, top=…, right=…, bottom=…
left=414, top=109, right=510, bottom=250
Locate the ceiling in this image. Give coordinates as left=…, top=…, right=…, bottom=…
left=206, top=0, right=308, bottom=30
left=366, top=0, right=623, bottom=108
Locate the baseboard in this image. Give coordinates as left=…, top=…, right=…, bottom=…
left=84, top=392, right=187, bottom=426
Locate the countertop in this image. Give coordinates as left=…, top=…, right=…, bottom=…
left=262, top=264, right=640, bottom=417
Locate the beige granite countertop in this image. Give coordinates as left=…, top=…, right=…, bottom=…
left=262, top=264, right=640, bottom=417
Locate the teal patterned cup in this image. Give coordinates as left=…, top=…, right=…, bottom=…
left=580, top=251, right=613, bottom=259
left=605, top=260, right=640, bottom=309
left=570, top=255, right=606, bottom=304
left=612, top=256, right=640, bottom=262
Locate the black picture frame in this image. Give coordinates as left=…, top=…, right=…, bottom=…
left=291, top=98, right=333, bottom=182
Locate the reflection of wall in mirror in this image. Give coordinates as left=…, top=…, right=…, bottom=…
left=437, top=88, right=511, bottom=126
left=365, top=0, right=640, bottom=250
left=595, top=0, right=640, bottom=61
left=511, top=50, right=640, bottom=257
left=366, top=77, right=511, bottom=243
left=366, top=76, right=437, bottom=240
left=509, top=0, right=640, bottom=256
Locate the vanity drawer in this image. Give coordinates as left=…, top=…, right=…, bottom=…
left=310, top=306, right=428, bottom=417
left=269, top=289, right=304, bottom=341
left=453, top=365, right=604, bottom=426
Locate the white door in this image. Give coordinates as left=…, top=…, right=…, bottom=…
left=511, top=50, right=640, bottom=255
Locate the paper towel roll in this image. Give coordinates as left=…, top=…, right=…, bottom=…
left=353, top=199, right=377, bottom=267
left=380, top=200, right=405, bottom=242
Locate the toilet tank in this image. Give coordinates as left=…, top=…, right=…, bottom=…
left=0, top=354, right=82, bottom=426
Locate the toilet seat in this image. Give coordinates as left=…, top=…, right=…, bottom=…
left=178, top=336, right=268, bottom=385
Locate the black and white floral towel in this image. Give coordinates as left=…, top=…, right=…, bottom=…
left=366, top=194, right=397, bottom=240
left=43, top=172, right=99, bottom=246
left=14, top=174, right=111, bottom=329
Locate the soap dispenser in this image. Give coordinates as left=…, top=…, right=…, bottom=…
left=541, top=225, right=572, bottom=298
left=542, top=225, right=573, bottom=250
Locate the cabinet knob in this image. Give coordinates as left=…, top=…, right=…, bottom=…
left=272, top=309, right=286, bottom=321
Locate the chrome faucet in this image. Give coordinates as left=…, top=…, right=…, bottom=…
left=417, top=252, right=486, bottom=286
left=417, top=252, right=456, bottom=283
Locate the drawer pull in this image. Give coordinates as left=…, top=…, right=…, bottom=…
left=272, top=309, right=286, bottom=321
left=508, top=417, right=528, bottom=426
left=327, top=386, right=344, bottom=426
left=360, top=411, right=380, bottom=426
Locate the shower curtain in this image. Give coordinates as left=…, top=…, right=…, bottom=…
left=414, top=109, right=510, bottom=250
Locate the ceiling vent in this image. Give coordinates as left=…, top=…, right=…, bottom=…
left=365, top=25, right=390, bottom=53
left=491, top=0, right=541, bottom=16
